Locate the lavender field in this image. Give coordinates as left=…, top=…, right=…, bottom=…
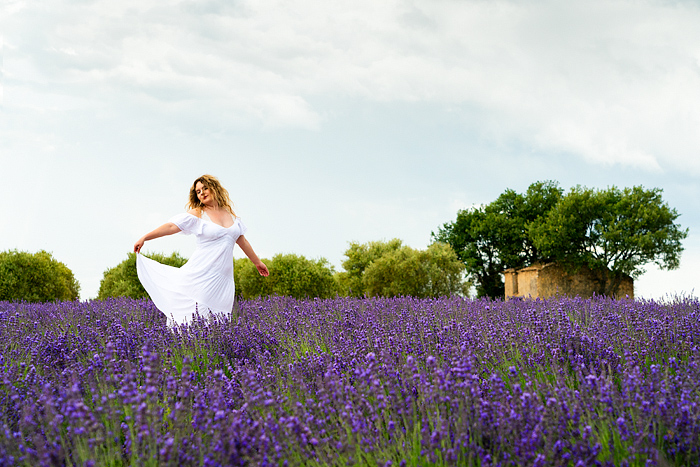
left=1, top=296, right=699, bottom=466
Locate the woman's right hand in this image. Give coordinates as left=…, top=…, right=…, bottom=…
left=134, top=238, right=145, bottom=253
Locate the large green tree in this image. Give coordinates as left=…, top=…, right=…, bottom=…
left=434, top=181, right=562, bottom=298
left=98, top=252, right=188, bottom=299
left=530, top=185, right=688, bottom=296
left=0, top=250, right=80, bottom=302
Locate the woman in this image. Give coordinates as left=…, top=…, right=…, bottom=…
left=134, top=174, right=269, bottom=325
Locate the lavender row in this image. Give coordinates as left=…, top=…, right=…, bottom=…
left=0, top=296, right=698, bottom=466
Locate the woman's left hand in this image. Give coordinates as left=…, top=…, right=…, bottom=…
left=256, top=262, right=269, bottom=277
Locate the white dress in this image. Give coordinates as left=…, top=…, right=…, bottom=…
left=136, top=211, right=247, bottom=325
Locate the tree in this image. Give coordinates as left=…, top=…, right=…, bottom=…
left=434, top=181, right=562, bottom=298
left=433, top=206, right=511, bottom=298
left=0, top=249, right=80, bottom=302
left=363, top=243, right=468, bottom=298
left=530, top=185, right=688, bottom=296
left=235, top=254, right=338, bottom=299
left=336, top=239, right=403, bottom=297
left=98, top=252, right=187, bottom=299
left=336, top=239, right=468, bottom=298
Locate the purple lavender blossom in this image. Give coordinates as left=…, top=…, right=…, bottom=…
left=0, top=295, right=698, bottom=465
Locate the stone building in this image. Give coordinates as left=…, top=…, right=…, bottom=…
left=502, top=263, right=634, bottom=300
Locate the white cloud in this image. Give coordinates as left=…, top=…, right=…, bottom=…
left=4, top=0, right=700, bottom=172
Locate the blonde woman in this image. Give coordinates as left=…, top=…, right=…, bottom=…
left=134, top=175, right=269, bottom=325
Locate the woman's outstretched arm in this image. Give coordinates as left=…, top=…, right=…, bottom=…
left=236, top=235, right=270, bottom=276
left=134, top=223, right=182, bottom=253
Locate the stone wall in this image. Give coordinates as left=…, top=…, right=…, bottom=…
left=503, top=263, right=633, bottom=299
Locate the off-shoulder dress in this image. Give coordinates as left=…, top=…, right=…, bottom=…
left=136, top=211, right=247, bottom=325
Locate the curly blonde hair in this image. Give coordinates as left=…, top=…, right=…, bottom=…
left=187, top=174, right=237, bottom=216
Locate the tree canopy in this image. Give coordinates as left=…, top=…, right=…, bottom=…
left=530, top=185, right=688, bottom=296
left=435, top=182, right=687, bottom=298
left=337, top=239, right=404, bottom=297
left=434, top=181, right=562, bottom=298
left=0, top=249, right=80, bottom=302
left=336, top=239, right=468, bottom=298
left=235, top=253, right=338, bottom=299
left=363, top=242, right=469, bottom=298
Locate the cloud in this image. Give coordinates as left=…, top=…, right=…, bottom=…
left=4, top=0, right=700, bottom=170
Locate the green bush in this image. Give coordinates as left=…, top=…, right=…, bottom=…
left=363, top=242, right=468, bottom=298
left=235, top=253, right=338, bottom=299
left=337, top=239, right=403, bottom=297
left=0, top=249, right=80, bottom=302
left=98, top=252, right=188, bottom=299
left=338, top=240, right=469, bottom=298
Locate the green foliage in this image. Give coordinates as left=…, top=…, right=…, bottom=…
left=363, top=243, right=468, bottom=298
left=436, top=181, right=688, bottom=299
left=434, top=181, right=562, bottom=298
left=98, top=252, right=187, bottom=299
left=338, top=239, right=468, bottom=298
left=530, top=185, right=688, bottom=296
left=235, top=254, right=338, bottom=299
left=234, top=258, right=265, bottom=299
left=338, top=239, right=403, bottom=297
left=0, top=249, right=80, bottom=302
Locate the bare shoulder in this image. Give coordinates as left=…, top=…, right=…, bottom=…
left=187, top=208, right=202, bottom=218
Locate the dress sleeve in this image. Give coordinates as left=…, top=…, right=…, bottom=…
left=168, top=213, right=203, bottom=236
left=237, top=217, right=248, bottom=236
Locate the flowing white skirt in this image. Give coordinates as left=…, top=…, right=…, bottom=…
left=136, top=253, right=233, bottom=326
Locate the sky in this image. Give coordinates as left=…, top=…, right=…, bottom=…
left=1, top=0, right=699, bottom=300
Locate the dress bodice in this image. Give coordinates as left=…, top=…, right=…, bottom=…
left=169, top=212, right=247, bottom=246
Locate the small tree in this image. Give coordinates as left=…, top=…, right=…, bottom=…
left=337, top=239, right=468, bottom=298
left=363, top=243, right=468, bottom=298
left=235, top=254, right=337, bottom=299
left=0, top=249, right=80, bottom=302
left=336, top=239, right=403, bottom=297
left=234, top=258, right=269, bottom=299
left=530, top=185, right=688, bottom=296
left=98, top=252, right=187, bottom=299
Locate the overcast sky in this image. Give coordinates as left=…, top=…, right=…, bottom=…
left=2, top=0, right=699, bottom=300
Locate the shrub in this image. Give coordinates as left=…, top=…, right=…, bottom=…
left=235, top=253, right=337, bottom=299
left=0, top=249, right=80, bottom=302
left=363, top=242, right=469, bottom=298
left=98, top=252, right=187, bottom=299
left=338, top=239, right=469, bottom=298
left=337, top=239, right=403, bottom=297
